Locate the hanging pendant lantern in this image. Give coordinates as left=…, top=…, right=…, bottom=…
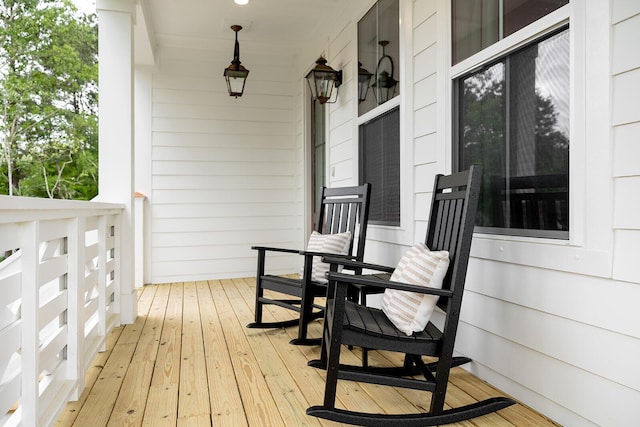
left=223, top=25, right=249, bottom=98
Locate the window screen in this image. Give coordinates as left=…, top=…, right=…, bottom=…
left=456, top=28, right=570, bottom=239
left=359, top=106, right=400, bottom=226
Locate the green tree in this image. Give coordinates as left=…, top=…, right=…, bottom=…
left=0, top=0, right=97, bottom=199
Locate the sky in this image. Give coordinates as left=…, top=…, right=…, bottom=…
left=72, top=0, right=96, bottom=15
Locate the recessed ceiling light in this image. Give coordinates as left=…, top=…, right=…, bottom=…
left=234, top=0, right=249, bottom=5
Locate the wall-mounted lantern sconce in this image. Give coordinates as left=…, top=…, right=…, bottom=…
left=305, top=57, right=342, bottom=104
left=223, top=25, right=249, bottom=98
left=371, top=40, right=398, bottom=104
left=357, top=62, right=373, bottom=103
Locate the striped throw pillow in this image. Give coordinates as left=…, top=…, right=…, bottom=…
left=305, top=231, right=352, bottom=284
left=381, top=242, right=450, bottom=336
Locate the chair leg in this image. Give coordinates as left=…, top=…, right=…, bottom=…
left=247, top=252, right=301, bottom=330
left=360, top=292, right=369, bottom=367
left=308, top=282, right=349, bottom=408
left=321, top=335, right=342, bottom=409
left=253, top=250, right=266, bottom=324
left=290, top=284, right=321, bottom=346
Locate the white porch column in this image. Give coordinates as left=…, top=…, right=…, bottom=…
left=97, top=0, right=137, bottom=323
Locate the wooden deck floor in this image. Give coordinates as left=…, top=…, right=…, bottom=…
left=55, top=279, right=558, bottom=427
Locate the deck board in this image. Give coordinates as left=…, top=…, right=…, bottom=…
left=55, top=279, right=559, bottom=427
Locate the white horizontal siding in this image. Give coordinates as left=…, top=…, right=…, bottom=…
left=327, top=19, right=359, bottom=188
left=152, top=160, right=294, bottom=176
left=613, top=230, right=640, bottom=283
left=456, top=321, right=637, bottom=427
left=612, top=0, right=640, bottom=23
left=613, top=122, right=640, bottom=177
left=414, top=73, right=437, bottom=109
left=611, top=14, right=640, bottom=75
left=611, top=5, right=640, bottom=288
left=149, top=42, right=301, bottom=283
left=151, top=229, right=297, bottom=248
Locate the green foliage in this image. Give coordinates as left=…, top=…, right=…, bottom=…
left=0, top=0, right=98, bottom=199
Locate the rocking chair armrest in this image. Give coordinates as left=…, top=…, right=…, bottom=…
left=298, top=251, right=355, bottom=260
left=321, top=256, right=396, bottom=274
left=328, top=271, right=454, bottom=298
left=251, top=245, right=301, bottom=255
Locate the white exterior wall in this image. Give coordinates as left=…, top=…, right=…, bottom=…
left=148, top=38, right=302, bottom=283
left=319, top=1, right=640, bottom=426
left=612, top=0, right=640, bottom=284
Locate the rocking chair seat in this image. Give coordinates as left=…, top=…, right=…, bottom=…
left=257, top=274, right=327, bottom=299
left=340, top=299, right=443, bottom=346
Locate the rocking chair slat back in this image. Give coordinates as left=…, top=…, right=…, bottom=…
left=318, top=187, right=370, bottom=258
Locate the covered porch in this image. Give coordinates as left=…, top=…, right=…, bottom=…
left=1, top=0, right=639, bottom=426
left=55, top=280, right=557, bottom=426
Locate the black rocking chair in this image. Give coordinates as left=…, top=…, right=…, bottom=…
left=247, top=184, right=371, bottom=345
left=307, top=166, right=515, bottom=425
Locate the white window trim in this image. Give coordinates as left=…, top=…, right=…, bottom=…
left=440, top=2, right=614, bottom=278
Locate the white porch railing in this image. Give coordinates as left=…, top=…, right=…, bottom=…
left=0, top=195, right=125, bottom=426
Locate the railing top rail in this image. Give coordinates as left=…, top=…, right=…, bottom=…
left=0, top=195, right=125, bottom=224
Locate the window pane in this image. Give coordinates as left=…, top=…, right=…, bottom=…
left=452, top=0, right=568, bottom=64
left=459, top=28, right=569, bottom=238
left=459, top=62, right=506, bottom=229
left=358, top=0, right=400, bottom=115
left=504, top=0, right=569, bottom=37
left=452, top=0, right=500, bottom=65
left=358, top=4, right=377, bottom=115
left=360, top=107, right=400, bottom=226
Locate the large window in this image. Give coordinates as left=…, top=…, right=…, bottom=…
left=454, top=3, right=570, bottom=239
left=358, top=0, right=400, bottom=226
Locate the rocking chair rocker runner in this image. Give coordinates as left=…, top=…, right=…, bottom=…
left=247, top=184, right=371, bottom=346
left=307, top=166, right=515, bottom=426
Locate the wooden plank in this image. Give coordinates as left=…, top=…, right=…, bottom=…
left=54, top=326, right=124, bottom=426
left=449, top=371, right=559, bottom=426
left=209, top=279, right=284, bottom=426
left=235, top=277, right=397, bottom=417
left=236, top=277, right=327, bottom=408
left=71, top=341, right=137, bottom=425
left=176, top=414, right=214, bottom=427
left=178, top=281, right=210, bottom=420
left=221, top=278, right=321, bottom=427
left=195, top=280, right=247, bottom=427
left=106, top=360, right=155, bottom=427
left=108, top=284, right=167, bottom=426
left=142, top=384, right=179, bottom=427
left=71, top=285, right=157, bottom=425
left=143, top=283, right=183, bottom=426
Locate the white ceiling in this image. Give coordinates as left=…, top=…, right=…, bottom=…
left=142, top=0, right=360, bottom=49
